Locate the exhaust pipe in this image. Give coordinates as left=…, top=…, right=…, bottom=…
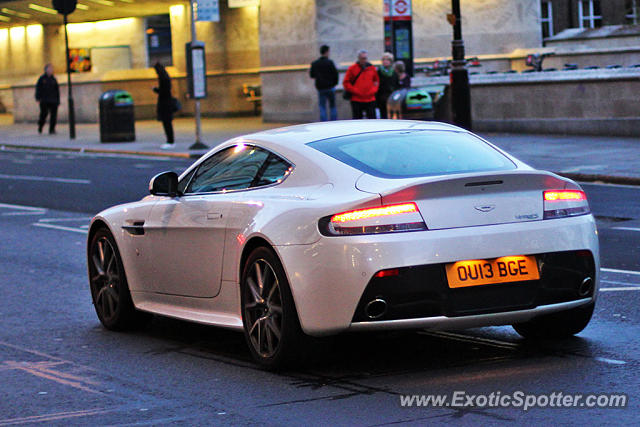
left=365, top=298, right=388, bottom=319
left=578, top=277, right=594, bottom=296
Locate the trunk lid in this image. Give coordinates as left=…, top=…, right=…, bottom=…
left=356, top=170, right=569, bottom=230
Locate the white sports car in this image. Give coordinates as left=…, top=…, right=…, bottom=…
left=87, top=120, right=599, bottom=368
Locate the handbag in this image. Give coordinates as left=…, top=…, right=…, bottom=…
left=171, top=96, right=181, bottom=113
left=342, top=67, right=366, bottom=100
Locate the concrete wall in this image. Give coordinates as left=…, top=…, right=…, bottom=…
left=461, top=69, right=640, bottom=136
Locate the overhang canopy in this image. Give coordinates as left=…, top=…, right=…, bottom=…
left=0, top=0, right=176, bottom=28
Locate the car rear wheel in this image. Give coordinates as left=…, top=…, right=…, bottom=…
left=512, top=302, right=595, bottom=339
left=88, top=227, right=148, bottom=330
left=241, top=247, right=306, bottom=369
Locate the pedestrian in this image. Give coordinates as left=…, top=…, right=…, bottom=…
left=343, top=49, right=379, bottom=119
left=376, top=52, right=395, bottom=119
left=153, top=62, right=175, bottom=149
left=310, top=45, right=339, bottom=121
left=35, top=63, right=60, bottom=135
left=392, top=61, right=411, bottom=90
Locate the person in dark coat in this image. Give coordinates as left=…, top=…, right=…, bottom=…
left=153, top=62, right=175, bottom=149
left=392, top=61, right=411, bottom=90
left=35, top=64, right=60, bottom=134
left=376, top=52, right=395, bottom=119
left=310, top=45, right=339, bottom=121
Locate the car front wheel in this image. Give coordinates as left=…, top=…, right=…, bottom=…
left=512, top=302, right=595, bottom=339
left=88, top=227, right=148, bottom=330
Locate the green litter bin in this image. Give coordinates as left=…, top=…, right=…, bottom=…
left=99, top=90, right=136, bottom=142
left=387, top=84, right=448, bottom=121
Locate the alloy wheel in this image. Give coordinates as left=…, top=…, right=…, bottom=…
left=90, top=235, right=122, bottom=324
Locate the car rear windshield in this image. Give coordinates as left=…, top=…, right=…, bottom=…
left=307, top=130, right=517, bottom=178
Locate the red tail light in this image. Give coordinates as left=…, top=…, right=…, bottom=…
left=544, top=190, right=586, bottom=201
left=320, top=202, right=427, bottom=236
left=543, top=189, right=590, bottom=219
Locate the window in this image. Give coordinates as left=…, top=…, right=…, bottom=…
left=627, top=0, right=639, bottom=24
left=185, top=145, right=291, bottom=194
left=308, top=130, right=516, bottom=179
left=578, top=0, right=602, bottom=29
left=541, top=1, right=554, bottom=38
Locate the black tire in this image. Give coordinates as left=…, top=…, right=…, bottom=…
left=88, top=227, right=150, bottom=331
left=512, top=302, right=595, bottom=339
left=241, top=246, right=308, bottom=369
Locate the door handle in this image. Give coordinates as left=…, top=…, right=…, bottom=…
left=207, top=212, right=222, bottom=220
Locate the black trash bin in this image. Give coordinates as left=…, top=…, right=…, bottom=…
left=387, top=84, right=448, bottom=121
left=99, top=90, right=135, bottom=142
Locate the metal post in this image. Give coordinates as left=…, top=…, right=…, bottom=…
left=188, top=0, right=208, bottom=150
left=450, top=0, right=472, bottom=130
left=63, top=13, right=76, bottom=139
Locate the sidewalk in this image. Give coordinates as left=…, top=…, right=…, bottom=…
left=1, top=115, right=639, bottom=184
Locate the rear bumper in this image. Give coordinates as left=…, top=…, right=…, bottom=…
left=349, top=298, right=593, bottom=332
left=275, top=214, right=599, bottom=336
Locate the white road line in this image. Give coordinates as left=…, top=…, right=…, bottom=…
left=601, top=279, right=640, bottom=287
left=600, top=287, right=640, bottom=292
left=611, top=227, right=640, bottom=232
left=1, top=211, right=46, bottom=216
left=39, top=217, right=92, bottom=223
left=0, top=174, right=91, bottom=185
left=601, top=268, right=640, bottom=276
left=0, top=202, right=48, bottom=211
left=33, top=223, right=87, bottom=234
left=594, top=357, right=627, bottom=365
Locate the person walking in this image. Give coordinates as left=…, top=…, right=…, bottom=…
left=310, top=45, right=339, bottom=121
left=35, top=64, right=60, bottom=135
left=153, top=62, right=175, bottom=149
left=392, top=60, right=411, bottom=90
left=376, top=52, right=395, bottom=119
left=343, top=49, right=379, bottom=119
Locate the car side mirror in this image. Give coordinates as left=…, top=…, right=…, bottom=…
left=149, top=171, right=179, bottom=197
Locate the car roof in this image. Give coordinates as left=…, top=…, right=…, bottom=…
left=241, top=120, right=464, bottom=147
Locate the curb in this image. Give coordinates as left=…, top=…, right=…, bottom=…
left=555, top=172, right=640, bottom=187
left=0, top=143, right=203, bottom=159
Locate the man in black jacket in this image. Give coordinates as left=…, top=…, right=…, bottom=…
left=35, top=64, right=60, bottom=134
left=310, top=45, right=339, bottom=121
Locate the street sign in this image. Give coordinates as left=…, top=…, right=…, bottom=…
left=196, top=0, right=219, bottom=22
left=52, top=0, right=77, bottom=15
left=390, top=0, right=411, bottom=20
left=447, top=13, right=456, bottom=26
left=186, top=42, right=207, bottom=99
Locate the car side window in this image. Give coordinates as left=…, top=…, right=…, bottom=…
left=186, top=145, right=273, bottom=194
left=252, top=154, right=292, bottom=186
left=177, top=168, right=197, bottom=194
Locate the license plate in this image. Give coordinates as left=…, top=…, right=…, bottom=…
left=445, top=256, right=539, bottom=288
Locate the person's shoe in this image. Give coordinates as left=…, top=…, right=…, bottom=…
left=38, top=125, right=43, bottom=134
left=160, top=143, right=175, bottom=150
left=49, top=130, right=56, bottom=135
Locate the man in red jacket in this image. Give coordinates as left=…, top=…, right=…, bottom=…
left=343, top=50, right=379, bottom=119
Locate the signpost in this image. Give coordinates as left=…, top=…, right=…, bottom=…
left=449, top=0, right=472, bottom=130
left=186, top=0, right=213, bottom=150
left=383, top=0, right=414, bottom=76
left=51, top=0, right=77, bottom=139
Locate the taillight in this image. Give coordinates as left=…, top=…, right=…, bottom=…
left=319, top=202, right=427, bottom=236
left=543, top=190, right=590, bottom=219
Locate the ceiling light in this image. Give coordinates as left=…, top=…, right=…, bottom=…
left=28, top=4, right=58, bottom=14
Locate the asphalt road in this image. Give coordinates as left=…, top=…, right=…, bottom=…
left=1, top=149, right=639, bottom=425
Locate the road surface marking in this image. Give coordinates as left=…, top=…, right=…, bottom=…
left=611, top=227, right=640, bottom=232
left=601, top=279, right=640, bottom=287
left=418, top=330, right=519, bottom=350
left=600, top=287, right=640, bottom=292
left=33, top=223, right=87, bottom=234
left=1, top=211, right=46, bottom=216
left=0, top=202, right=47, bottom=211
left=3, top=361, right=103, bottom=395
left=0, top=408, right=112, bottom=425
left=39, top=217, right=92, bottom=223
left=601, top=268, right=640, bottom=276
left=0, top=173, right=91, bottom=184
left=594, top=357, right=627, bottom=365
